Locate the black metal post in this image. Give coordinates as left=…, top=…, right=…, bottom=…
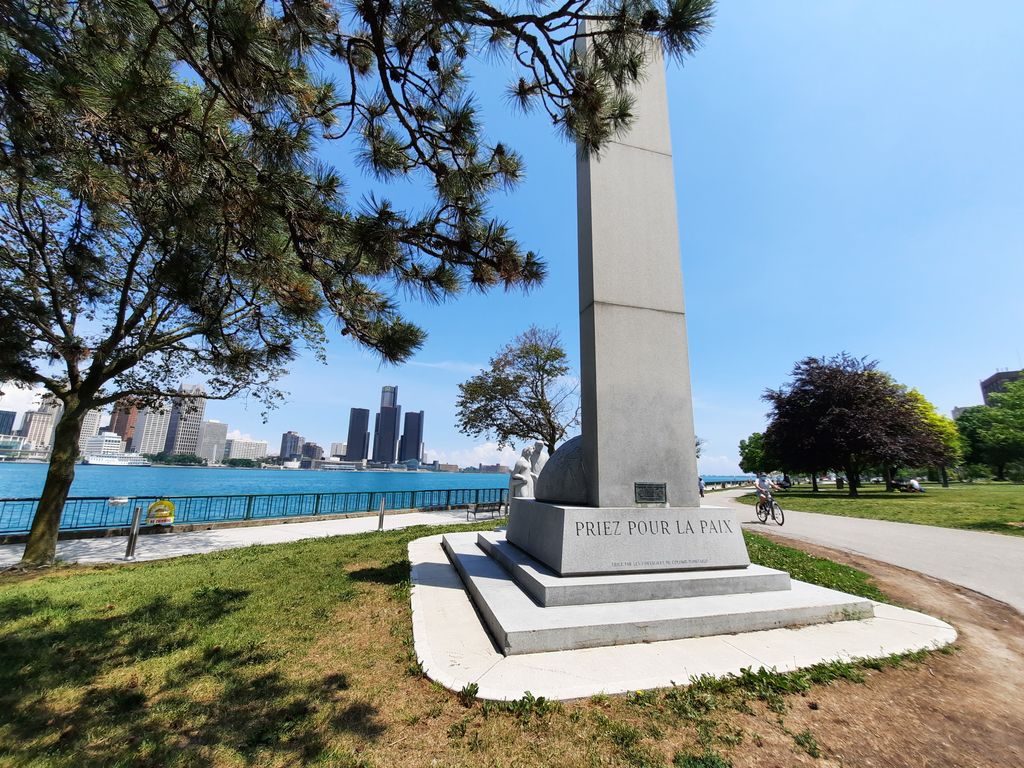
left=123, top=505, right=144, bottom=561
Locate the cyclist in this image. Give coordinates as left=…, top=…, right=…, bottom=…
left=754, top=472, right=779, bottom=508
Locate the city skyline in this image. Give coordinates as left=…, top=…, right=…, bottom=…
left=0, top=2, right=1022, bottom=472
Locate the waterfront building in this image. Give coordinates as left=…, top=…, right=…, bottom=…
left=132, top=407, right=171, bottom=455
left=18, top=410, right=55, bottom=451
left=981, top=370, right=1023, bottom=405
left=280, top=431, right=304, bottom=460
left=163, top=384, right=207, bottom=455
left=224, top=438, right=268, bottom=461
left=108, top=402, right=139, bottom=444
left=398, top=410, right=425, bottom=462
left=302, top=442, right=325, bottom=461
left=197, top=420, right=229, bottom=464
left=77, top=409, right=104, bottom=453
left=372, top=386, right=402, bottom=464
left=0, top=410, right=15, bottom=436
left=344, top=409, right=370, bottom=461
left=0, top=434, right=49, bottom=461
left=83, top=432, right=127, bottom=456
left=330, top=442, right=347, bottom=458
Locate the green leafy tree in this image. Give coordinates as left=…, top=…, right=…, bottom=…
left=224, top=458, right=259, bottom=468
left=456, top=326, right=579, bottom=455
left=956, top=380, right=1024, bottom=481
left=738, top=432, right=776, bottom=474
left=762, top=354, right=945, bottom=497
left=1, top=0, right=715, bottom=565
left=905, top=389, right=963, bottom=487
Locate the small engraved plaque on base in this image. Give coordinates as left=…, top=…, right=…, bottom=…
left=634, top=482, right=667, bottom=504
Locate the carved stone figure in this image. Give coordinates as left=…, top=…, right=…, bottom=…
left=509, top=441, right=549, bottom=498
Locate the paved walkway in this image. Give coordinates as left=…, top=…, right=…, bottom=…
left=711, top=488, right=1024, bottom=614
left=0, top=510, right=478, bottom=568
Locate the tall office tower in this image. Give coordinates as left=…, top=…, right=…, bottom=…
left=301, top=442, right=325, bottom=461
left=77, top=409, right=104, bottom=453
left=197, top=420, right=229, bottom=464
left=371, top=386, right=401, bottom=464
left=18, top=411, right=56, bottom=449
left=398, top=410, right=425, bottom=462
left=981, top=370, right=1023, bottom=405
left=108, top=401, right=140, bottom=444
left=280, top=430, right=304, bottom=459
left=0, top=410, right=15, bottom=435
left=330, top=442, right=347, bottom=458
left=132, top=407, right=172, bottom=454
left=163, top=384, right=207, bottom=455
left=344, top=408, right=370, bottom=461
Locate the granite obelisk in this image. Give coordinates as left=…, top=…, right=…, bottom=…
left=507, top=36, right=748, bottom=575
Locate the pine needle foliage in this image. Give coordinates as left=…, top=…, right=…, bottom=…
left=0, top=0, right=714, bottom=564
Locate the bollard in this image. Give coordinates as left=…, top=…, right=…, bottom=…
left=377, top=497, right=386, bottom=531
left=123, top=505, right=144, bottom=561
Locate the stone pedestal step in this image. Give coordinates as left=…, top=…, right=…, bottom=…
left=443, top=532, right=874, bottom=656
left=478, top=532, right=790, bottom=607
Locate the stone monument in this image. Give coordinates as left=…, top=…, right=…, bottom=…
left=505, top=33, right=746, bottom=577
left=438, top=34, right=875, bottom=656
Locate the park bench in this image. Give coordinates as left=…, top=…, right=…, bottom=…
left=466, top=500, right=506, bottom=521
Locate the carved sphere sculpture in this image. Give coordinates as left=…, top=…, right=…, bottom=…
left=534, top=435, right=589, bottom=505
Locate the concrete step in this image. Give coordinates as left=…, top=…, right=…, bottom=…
left=478, top=532, right=790, bottom=607
left=443, top=532, right=874, bottom=656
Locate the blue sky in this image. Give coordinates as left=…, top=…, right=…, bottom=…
left=3, top=2, right=1022, bottom=472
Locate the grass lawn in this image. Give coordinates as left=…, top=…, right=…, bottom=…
left=738, top=482, right=1024, bottom=536
left=0, top=523, right=908, bottom=768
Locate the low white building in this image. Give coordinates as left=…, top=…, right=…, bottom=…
left=223, top=438, right=268, bottom=461
left=83, top=433, right=126, bottom=456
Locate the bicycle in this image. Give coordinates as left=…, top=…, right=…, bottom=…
left=755, top=493, right=785, bottom=525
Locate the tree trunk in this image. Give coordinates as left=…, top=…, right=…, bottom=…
left=884, top=465, right=895, bottom=492
left=845, top=458, right=859, bottom=497
left=20, top=407, right=84, bottom=566
left=811, top=473, right=819, bottom=492
left=995, top=463, right=1006, bottom=481
left=940, top=464, right=949, bottom=488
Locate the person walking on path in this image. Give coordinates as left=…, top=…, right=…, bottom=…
left=698, top=477, right=705, bottom=498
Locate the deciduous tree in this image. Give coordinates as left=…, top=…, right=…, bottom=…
left=762, top=354, right=945, bottom=497
left=1, top=0, right=715, bottom=565
left=455, top=326, right=579, bottom=455
left=956, top=380, right=1024, bottom=481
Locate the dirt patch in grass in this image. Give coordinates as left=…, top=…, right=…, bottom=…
left=748, top=532, right=1024, bottom=768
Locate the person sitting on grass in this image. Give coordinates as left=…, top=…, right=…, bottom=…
left=908, top=478, right=925, bottom=493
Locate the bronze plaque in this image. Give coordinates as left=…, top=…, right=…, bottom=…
left=634, top=482, right=667, bottom=504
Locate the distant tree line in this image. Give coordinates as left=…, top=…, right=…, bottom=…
left=144, top=453, right=207, bottom=466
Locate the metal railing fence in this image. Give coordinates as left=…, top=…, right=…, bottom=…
left=0, top=486, right=508, bottom=535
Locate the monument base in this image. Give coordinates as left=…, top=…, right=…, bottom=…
left=506, top=499, right=749, bottom=575
left=442, top=532, right=874, bottom=656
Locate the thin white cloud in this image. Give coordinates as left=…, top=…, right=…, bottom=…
left=226, top=429, right=262, bottom=442
left=0, top=384, right=45, bottom=419
left=424, top=441, right=518, bottom=468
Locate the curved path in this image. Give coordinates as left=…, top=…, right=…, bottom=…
left=710, top=488, right=1024, bottom=614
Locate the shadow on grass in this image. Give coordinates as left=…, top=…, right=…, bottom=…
left=347, top=558, right=410, bottom=586
left=0, top=586, right=385, bottom=767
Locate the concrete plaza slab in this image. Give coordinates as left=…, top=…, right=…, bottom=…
left=409, top=534, right=956, bottom=701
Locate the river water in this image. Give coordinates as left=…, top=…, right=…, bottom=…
left=0, top=463, right=508, bottom=500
